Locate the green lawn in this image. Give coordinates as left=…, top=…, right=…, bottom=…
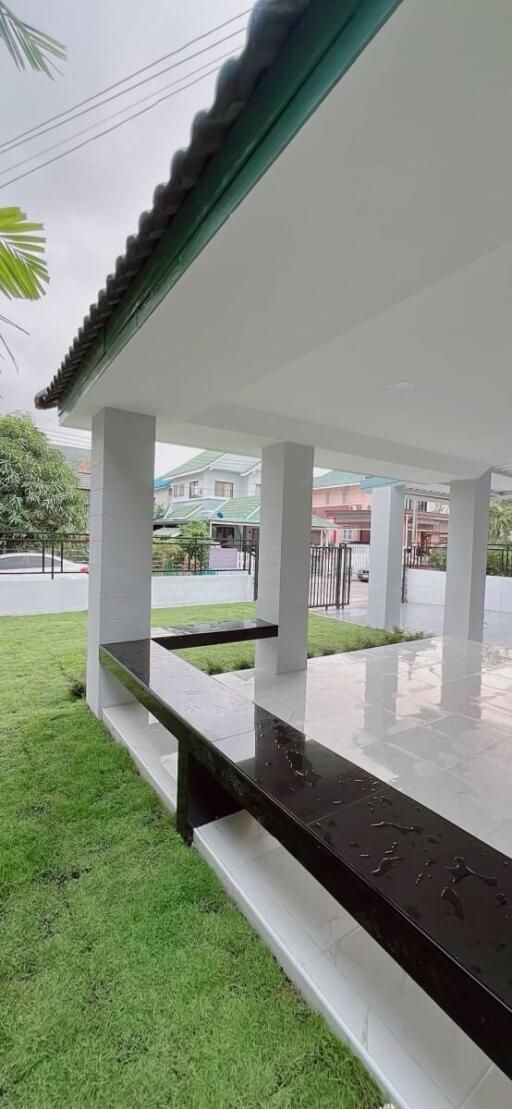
left=0, top=605, right=397, bottom=1108
left=160, top=600, right=420, bottom=675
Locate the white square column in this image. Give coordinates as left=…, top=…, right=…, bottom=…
left=367, top=484, right=405, bottom=630
left=255, top=442, right=314, bottom=674
left=443, top=470, right=491, bottom=641
left=86, top=407, right=156, bottom=718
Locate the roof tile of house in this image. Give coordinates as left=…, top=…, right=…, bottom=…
left=155, top=450, right=261, bottom=488
left=162, top=498, right=222, bottom=521
left=160, top=494, right=326, bottom=529
left=55, top=443, right=90, bottom=471
left=53, top=443, right=91, bottom=490
left=215, top=495, right=260, bottom=522
left=155, top=451, right=222, bottom=487
left=313, top=470, right=363, bottom=489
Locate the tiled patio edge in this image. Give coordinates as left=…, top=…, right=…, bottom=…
left=101, top=699, right=458, bottom=1109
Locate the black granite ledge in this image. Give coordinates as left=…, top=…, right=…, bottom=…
left=151, top=618, right=278, bottom=650
left=100, top=637, right=512, bottom=1076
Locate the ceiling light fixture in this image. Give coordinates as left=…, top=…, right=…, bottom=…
left=389, top=380, right=416, bottom=390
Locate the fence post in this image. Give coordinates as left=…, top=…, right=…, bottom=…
left=343, top=545, right=352, bottom=606
left=335, top=545, right=343, bottom=609
left=253, top=541, right=259, bottom=601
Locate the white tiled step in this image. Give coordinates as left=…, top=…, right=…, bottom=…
left=103, top=701, right=178, bottom=810
left=195, top=810, right=509, bottom=1109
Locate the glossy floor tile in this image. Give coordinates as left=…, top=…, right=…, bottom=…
left=214, top=636, right=512, bottom=854
left=103, top=641, right=512, bottom=1109
left=322, top=594, right=512, bottom=648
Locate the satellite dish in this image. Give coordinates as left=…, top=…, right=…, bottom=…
left=216, top=511, right=224, bottom=518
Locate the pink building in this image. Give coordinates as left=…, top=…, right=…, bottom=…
left=312, top=472, right=449, bottom=547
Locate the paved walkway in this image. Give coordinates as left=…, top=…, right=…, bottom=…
left=321, top=581, right=512, bottom=647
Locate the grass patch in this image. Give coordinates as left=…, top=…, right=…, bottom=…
left=154, top=601, right=422, bottom=675
left=0, top=607, right=385, bottom=1108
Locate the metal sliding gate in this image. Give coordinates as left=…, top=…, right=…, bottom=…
left=309, top=544, right=352, bottom=609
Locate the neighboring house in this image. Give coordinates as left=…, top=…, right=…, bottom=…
left=312, top=471, right=449, bottom=547
left=158, top=494, right=328, bottom=546
left=154, top=451, right=261, bottom=512
left=312, top=472, right=373, bottom=544
left=155, top=451, right=326, bottom=544
left=75, top=459, right=92, bottom=501
left=50, top=441, right=92, bottom=505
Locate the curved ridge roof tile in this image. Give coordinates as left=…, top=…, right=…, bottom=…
left=35, top=0, right=310, bottom=411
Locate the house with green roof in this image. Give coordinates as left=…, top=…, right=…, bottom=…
left=154, top=450, right=327, bottom=543
left=154, top=451, right=261, bottom=512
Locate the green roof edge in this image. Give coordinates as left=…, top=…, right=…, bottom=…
left=155, top=450, right=223, bottom=485
left=313, top=469, right=364, bottom=488
left=54, top=0, right=402, bottom=419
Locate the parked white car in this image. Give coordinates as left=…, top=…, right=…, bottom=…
left=0, top=551, right=88, bottom=573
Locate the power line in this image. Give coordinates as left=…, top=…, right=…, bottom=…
left=0, top=8, right=251, bottom=153
left=0, top=49, right=239, bottom=180
left=0, top=25, right=247, bottom=157
left=0, top=62, right=228, bottom=190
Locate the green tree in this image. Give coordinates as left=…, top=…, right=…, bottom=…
left=488, top=500, right=512, bottom=544
left=0, top=4, right=65, bottom=363
left=0, top=413, right=87, bottom=534
left=174, top=521, right=211, bottom=571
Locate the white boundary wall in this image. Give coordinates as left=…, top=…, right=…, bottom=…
left=406, top=568, right=512, bottom=614
left=0, top=572, right=253, bottom=617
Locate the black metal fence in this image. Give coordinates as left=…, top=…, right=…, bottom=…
left=0, top=533, right=258, bottom=579
left=151, top=536, right=257, bottom=578
left=403, top=545, right=446, bottom=571
left=403, top=543, right=512, bottom=577
left=0, top=535, right=354, bottom=610
left=0, top=534, right=90, bottom=578
left=309, top=544, right=352, bottom=609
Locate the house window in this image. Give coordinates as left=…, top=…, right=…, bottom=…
left=215, top=480, right=234, bottom=498
left=255, top=483, right=261, bottom=496
left=189, top=480, right=201, bottom=498
left=342, top=528, right=355, bottom=541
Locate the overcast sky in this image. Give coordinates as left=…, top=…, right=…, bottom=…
left=1, top=0, right=252, bottom=475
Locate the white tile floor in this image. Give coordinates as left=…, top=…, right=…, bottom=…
left=103, top=636, right=512, bottom=1109
left=216, top=637, right=512, bottom=854
left=325, top=583, right=512, bottom=647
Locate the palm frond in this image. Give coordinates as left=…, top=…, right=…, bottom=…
left=0, top=206, right=48, bottom=299
left=0, top=2, right=65, bottom=76
left=0, top=311, right=27, bottom=372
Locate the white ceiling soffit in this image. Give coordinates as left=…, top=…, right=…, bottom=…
left=63, top=0, right=512, bottom=484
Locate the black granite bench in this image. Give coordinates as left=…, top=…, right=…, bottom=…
left=151, top=617, right=278, bottom=650
left=100, top=633, right=512, bottom=1077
